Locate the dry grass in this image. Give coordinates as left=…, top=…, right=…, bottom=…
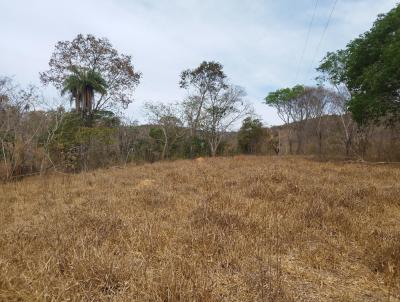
left=0, top=156, right=399, bottom=301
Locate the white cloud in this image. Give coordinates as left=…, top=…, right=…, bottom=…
left=0, top=0, right=397, bottom=126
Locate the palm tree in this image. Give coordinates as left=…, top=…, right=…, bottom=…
left=61, top=66, right=107, bottom=116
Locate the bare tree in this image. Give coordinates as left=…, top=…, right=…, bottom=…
left=144, top=102, right=185, bottom=160
left=302, top=87, right=333, bottom=156
left=328, top=86, right=357, bottom=157
left=200, top=85, right=252, bottom=157
left=0, top=77, right=44, bottom=181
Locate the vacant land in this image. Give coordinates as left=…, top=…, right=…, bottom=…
left=0, top=156, right=399, bottom=301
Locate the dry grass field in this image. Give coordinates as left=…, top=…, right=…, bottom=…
left=0, top=156, right=399, bottom=301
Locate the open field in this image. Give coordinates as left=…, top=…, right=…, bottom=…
left=0, top=156, right=399, bottom=301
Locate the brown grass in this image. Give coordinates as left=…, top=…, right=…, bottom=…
left=0, top=156, right=399, bottom=301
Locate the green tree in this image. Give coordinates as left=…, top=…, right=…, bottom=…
left=61, top=66, right=107, bottom=117
left=265, top=85, right=306, bottom=154
left=344, top=4, right=400, bottom=125
left=237, top=117, right=264, bottom=154
left=265, top=85, right=305, bottom=123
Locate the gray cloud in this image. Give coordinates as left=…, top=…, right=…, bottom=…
left=0, top=0, right=397, bottom=125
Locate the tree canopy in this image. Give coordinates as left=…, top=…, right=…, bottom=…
left=318, top=4, right=400, bottom=125
left=41, top=34, right=141, bottom=112
left=265, top=85, right=305, bottom=125
left=237, top=117, right=264, bottom=154
left=61, top=66, right=108, bottom=116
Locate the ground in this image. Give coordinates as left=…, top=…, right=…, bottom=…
left=0, top=156, right=399, bottom=301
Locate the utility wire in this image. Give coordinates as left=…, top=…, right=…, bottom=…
left=305, top=0, right=339, bottom=83
left=294, top=0, right=319, bottom=84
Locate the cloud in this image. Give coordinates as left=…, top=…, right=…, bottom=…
left=0, top=0, right=397, bottom=126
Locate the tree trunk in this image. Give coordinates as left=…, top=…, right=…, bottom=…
left=210, top=144, right=217, bottom=157
left=75, top=92, right=81, bottom=112
left=161, top=128, right=168, bottom=160
left=318, top=131, right=323, bottom=156
left=296, top=131, right=303, bottom=155
left=345, top=138, right=351, bottom=158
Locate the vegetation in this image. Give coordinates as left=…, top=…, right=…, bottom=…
left=61, top=66, right=108, bottom=117
left=180, top=61, right=251, bottom=157
left=317, top=5, right=400, bottom=126
left=1, top=157, right=399, bottom=301
left=345, top=5, right=400, bottom=125
left=237, top=117, right=265, bottom=154
left=2, top=2, right=400, bottom=181
left=40, top=34, right=141, bottom=112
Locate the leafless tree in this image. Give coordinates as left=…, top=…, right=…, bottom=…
left=144, top=102, right=185, bottom=160
left=0, top=77, right=44, bottom=181
left=328, top=86, right=357, bottom=157
left=200, top=85, right=252, bottom=157
left=302, top=87, right=333, bottom=155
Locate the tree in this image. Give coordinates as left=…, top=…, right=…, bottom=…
left=266, top=85, right=332, bottom=154
left=316, top=50, right=348, bottom=89
left=317, top=51, right=358, bottom=157
left=344, top=5, right=400, bottom=125
left=144, top=102, right=184, bottom=160
left=201, top=85, right=251, bottom=157
left=0, top=77, right=43, bottom=181
left=180, top=61, right=227, bottom=156
left=265, top=85, right=306, bottom=154
left=237, top=117, right=264, bottom=154
left=302, top=87, right=332, bottom=156
left=41, top=34, right=141, bottom=112
left=61, top=66, right=107, bottom=117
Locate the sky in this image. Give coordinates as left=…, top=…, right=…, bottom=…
left=0, top=0, right=398, bottom=126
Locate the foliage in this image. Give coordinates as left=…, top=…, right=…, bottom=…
left=40, top=34, right=141, bottom=111
left=180, top=61, right=229, bottom=156
left=48, top=112, right=117, bottom=171
left=318, top=5, right=400, bottom=125
left=265, top=85, right=305, bottom=124
left=91, top=110, right=121, bottom=127
left=345, top=5, right=400, bottom=124
left=183, top=136, right=209, bottom=157
left=0, top=77, right=44, bottom=180
left=237, top=117, right=264, bottom=154
left=61, top=66, right=108, bottom=116
left=144, top=102, right=185, bottom=160
left=316, top=50, right=348, bottom=87
left=180, top=62, right=251, bottom=157
left=179, top=61, right=227, bottom=92
left=201, top=85, right=251, bottom=156
left=148, top=127, right=163, bottom=141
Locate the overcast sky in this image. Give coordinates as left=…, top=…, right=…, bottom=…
left=0, top=0, right=397, bottom=125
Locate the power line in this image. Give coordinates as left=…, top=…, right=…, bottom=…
left=294, top=0, right=319, bottom=84
left=305, top=0, right=339, bottom=82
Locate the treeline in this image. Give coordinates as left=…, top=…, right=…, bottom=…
left=264, top=4, right=400, bottom=160
left=0, top=35, right=253, bottom=181
left=1, top=4, right=400, bottom=181
left=0, top=78, right=250, bottom=182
